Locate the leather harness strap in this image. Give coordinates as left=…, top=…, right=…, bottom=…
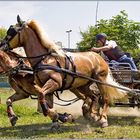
left=65, top=54, right=76, bottom=89
left=55, top=54, right=76, bottom=92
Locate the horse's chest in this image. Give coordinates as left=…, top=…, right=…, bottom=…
left=34, top=71, right=50, bottom=86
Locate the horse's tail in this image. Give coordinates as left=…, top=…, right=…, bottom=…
left=104, top=70, right=130, bottom=101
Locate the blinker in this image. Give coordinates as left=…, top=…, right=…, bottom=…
left=7, top=25, right=18, bottom=38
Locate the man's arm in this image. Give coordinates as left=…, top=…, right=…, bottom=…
left=91, top=44, right=113, bottom=52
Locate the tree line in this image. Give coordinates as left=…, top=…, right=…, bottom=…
left=0, top=10, right=140, bottom=68
left=77, top=10, right=140, bottom=59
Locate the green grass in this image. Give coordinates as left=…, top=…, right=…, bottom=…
left=0, top=88, right=140, bottom=139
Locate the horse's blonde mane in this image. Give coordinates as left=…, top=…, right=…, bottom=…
left=27, top=20, right=65, bottom=56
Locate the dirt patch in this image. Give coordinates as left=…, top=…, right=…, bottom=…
left=54, top=90, right=140, bottom=117
left=109, top=107, right=140, bottom=117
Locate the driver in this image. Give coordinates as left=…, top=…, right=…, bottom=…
left=91, top=33, right=138, bottom=71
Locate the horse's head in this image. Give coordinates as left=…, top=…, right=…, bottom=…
left=0, top=15, right=65, bottom=58
left=0, top=49, right=32, bottom=77
left=0, top=15, right=26, bottom=51
left=0, top=49, right=11, bottom=72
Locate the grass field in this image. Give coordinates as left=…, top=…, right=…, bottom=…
left=0, top=88, right=140, bottom=139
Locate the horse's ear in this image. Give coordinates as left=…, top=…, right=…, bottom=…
left=17, top=15, right=21, bottom=23
left=17, top=15, right=23, bottom=26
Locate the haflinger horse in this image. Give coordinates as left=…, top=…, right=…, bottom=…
left=0, top=49, right=98, bottom=126
left=0, top=15, right=134, bottom=127
left=0, top=49, right=78, bottom=126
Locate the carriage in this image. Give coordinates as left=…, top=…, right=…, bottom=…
left=108, top=61, right=140, bottom=108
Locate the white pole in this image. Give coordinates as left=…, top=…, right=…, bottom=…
left=95, top=1, right=99, bottom=25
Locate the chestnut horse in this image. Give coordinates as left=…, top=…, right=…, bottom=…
left=0, top=49, right=77, bottom=126
left=0, top=16, right=132, bottom=127
left=0, top=49, right=97, bottom=126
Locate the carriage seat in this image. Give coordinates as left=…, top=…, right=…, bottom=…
left=108, top=60, right=134, bottom=83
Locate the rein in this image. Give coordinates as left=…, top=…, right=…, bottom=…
left=29, top=92, right=80, bottom=106
left=53, top=98, right=80, bottom=106
left=34, top=64, right=140, bottom=95
left=13, top=52, right=51, bottom=59
left=14, top=51, right=140, bottom=95
left=1, top=50, right=140, bottom=96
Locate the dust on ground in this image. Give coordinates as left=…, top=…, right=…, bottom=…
left=54, top=90, right=140, bottom=117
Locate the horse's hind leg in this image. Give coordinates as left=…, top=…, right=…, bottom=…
left=77, top=85, right=100, bottom=122
left=96, top=84, right=109, bottom=127
left=95, top=75, right=110, bottom=128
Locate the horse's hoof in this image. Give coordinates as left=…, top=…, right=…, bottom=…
left=10, top=116, right=18, bottom=126
left=101, top=121, right=108, bottom=128
left=58, top=113, right=75, bottom=123
left=90, top=114, right=99, bottom=122
left=83, top=113, right=91, bottom=121
left=98, top=118, right=108, bottom=128
left=51, top=122, right=61, bottom=130
left=66, top=114, right=75, bottom=123
left=94, top=116, right=99, bottom=122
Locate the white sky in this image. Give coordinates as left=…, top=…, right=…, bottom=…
left=0, top=1, right=140, bottom=48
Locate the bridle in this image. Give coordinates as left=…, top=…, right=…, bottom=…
left=0, top=20, right=26, bottom=51
left=0, top=58, right=30, bottom=76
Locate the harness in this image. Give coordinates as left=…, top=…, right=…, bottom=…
left=58, top=54, right=76, bottom=91
left=10, top=51, right=77, bottom=92
left=33, top=53, right=76, bottom=92
left=13, top=52, right=80, bottom=105
left=1, top=58, right=32, bottom=76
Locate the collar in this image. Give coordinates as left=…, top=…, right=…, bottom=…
left=105, top=40, right=109, bottom=45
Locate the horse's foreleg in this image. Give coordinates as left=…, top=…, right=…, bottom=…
left=34, top=78, right=61, bottom=121
left=37, top=94, right=54, bottom=113
left=70, top=88, right=92, bottom=120
left=82, top=97, right=93, bottom=120
left=6, top=93, right=29, bottom=126
left=70, top=88, right=86, bottom=100
left=78, top=85, right=100, bottom=122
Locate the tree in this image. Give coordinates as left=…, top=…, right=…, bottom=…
left=0, top=27, right=7, bottom=41
left=0, top=27, right=8, bottom=87
left=77, top=10, right=140, bottom=58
